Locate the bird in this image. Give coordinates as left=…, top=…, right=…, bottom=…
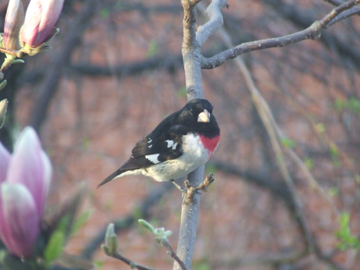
left=97, top=98, right=220, bottom=189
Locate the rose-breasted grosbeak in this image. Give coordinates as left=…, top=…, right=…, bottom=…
left=97, top=99, right=220, bottom=189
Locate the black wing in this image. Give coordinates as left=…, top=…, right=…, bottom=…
left=120, top=124, right=190, bottom=171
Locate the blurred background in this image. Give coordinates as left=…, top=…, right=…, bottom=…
left=1, top=0, right=360, bottom=269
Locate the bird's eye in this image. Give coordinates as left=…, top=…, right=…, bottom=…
left=190, top=109, right=194, bottom=115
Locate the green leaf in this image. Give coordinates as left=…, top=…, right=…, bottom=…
left=328, top=187, right=339, bottom=196
left=146, top=40, right=158, bottom=58
left=100, top=9, right=110, bottom=18
left=334, top=98, right=360, bottom=113
left=345, top=98, right=360, bottom=113
left=335, top=212, right=360, bottom=250
left=304, top=158, right=314, bottom=169
left=175, top=210, right=181, bottom=222
left=44, top=231, right=65, bottom=266
left=315, top=123, right=325, bottom=133
left=104, top=199, right=113, bottom=210
left=205, top=164, right=217, bottom=175
left=334, top=99, right=344, bottom=112
left=71, top=209, right=92, bottom=235
left=82, top=136, right=89, bottom=150
left=194, top=260, right=211, bottom=270
left=281, top=137, right=297, bottom=149
left=94, top=260, right=104, bottom=269
left=329, top=145, right=341, bottom=167
left=58, top=214, right=71, bottom=234
left=177, top=86, right=187, bottom=98
left=356, top=174, right=360, bottom=184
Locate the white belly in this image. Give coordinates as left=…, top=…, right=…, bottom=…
left=142, top=133, right=209, bottom=182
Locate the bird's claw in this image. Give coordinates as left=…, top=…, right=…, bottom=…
left=182, top=173, right=215, bottom=204
left=170, top=179, right=187, bottom=193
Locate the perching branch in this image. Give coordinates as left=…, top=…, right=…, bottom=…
left=200, top=0, right=360, bottom=69
left=173, top=0, right=214, bottom=269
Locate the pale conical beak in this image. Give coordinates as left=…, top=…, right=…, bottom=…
left=197, top=109, right=210, bottom=123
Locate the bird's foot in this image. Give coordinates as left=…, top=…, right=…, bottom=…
left=183, top=173, right=215, bottom=205
left=170, top=179, right=187, bottom=193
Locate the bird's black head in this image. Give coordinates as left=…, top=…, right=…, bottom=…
left=178, top=99, right=219, bottom=137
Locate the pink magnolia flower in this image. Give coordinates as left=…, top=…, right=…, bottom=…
left=0, top=127, right=52, bottom=257
left=21, top=0, right=64, bottom=48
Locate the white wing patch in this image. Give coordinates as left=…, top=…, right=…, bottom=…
left=165, top=140, right=178, bottom=150
left=145, top=154, right=160, bottom=164
left=165, top=140, right=174, bottom=148
left=148, top=138, right=153, bottom=149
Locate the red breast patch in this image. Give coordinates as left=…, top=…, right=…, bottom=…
left=199, top=135, right=220, bottom=157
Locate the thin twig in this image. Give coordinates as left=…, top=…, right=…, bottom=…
left=109, top=251, right=156, bottom=270
left=158, top=239, right=187, bottom=270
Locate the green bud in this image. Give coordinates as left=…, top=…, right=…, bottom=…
left=11, top=59, right=25, bottom=64
left=0, top=99, right=8, bottom=129
left=138, top=219, right=155, bottom=233
left=101, top=244, right=110, bottom=256
left=154, top=227, right=172, bottom=241
left=0, top=80, right=7, bottom=91
left=138, top=219, right=172, bottom=242
left=104, top=223, right=118, bottom=255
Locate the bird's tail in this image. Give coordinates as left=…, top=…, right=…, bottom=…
left=97, top=169, right=125, bottom=189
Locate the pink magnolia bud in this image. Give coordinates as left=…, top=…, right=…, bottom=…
left=3, top=0, right=24, bottom=50
left=7, top=127, right=52, bottom=217
left=0, top=127, right=52, bottom=258
left=0, top=183, right=39, bottom=257
left=21, top=0, right=64, bottom=47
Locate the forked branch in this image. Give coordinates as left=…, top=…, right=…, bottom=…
left=200, top=0, right=360, bottom=69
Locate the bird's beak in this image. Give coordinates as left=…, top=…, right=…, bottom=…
left=197, top=109, right=210, bottom=123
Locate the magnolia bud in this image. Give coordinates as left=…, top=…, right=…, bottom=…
left=4, top=0, right=24, bottom=50
left=21, top=0, right=64, bottom=48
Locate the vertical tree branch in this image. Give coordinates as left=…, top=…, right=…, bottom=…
left=175, top=1, right=228, bottom=269
left=173, top=1, right=204, bottom=269
left=181, top=0, right=203, bottom=100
